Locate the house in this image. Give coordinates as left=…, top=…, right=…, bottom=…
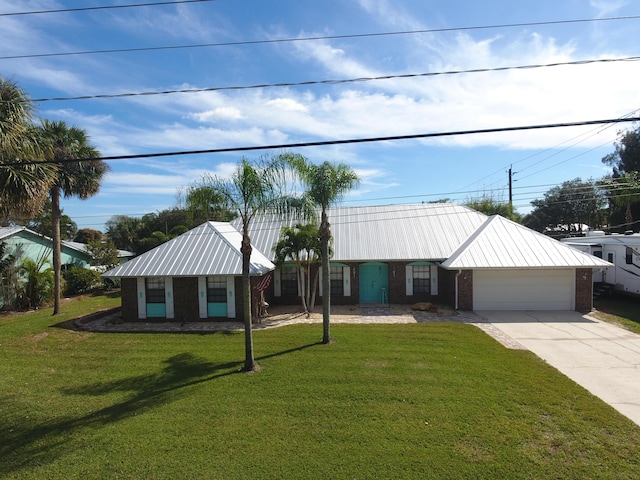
left=561, top=231, right=640, bottom=296
left=0, top=226, right=93, bottom=269
left=103, top=204, right=611, bottom=322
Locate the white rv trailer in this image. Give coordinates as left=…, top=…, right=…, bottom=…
left=562, top=231, right=640, bottom=296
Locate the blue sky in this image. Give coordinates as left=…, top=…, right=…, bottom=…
left=1, top=0, right=639, bottom=231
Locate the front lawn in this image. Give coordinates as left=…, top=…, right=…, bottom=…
left=593, top=293, right=640, bottom=334
left=1, top=293, right=639, bottom=479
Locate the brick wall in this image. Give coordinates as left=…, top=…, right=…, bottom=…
left=173, top=277, right=199, bottom=322
left=438, top=268, right=457, bottom=308
left=457, top=270, right=473, bottom=311
left=120, top=278, right=138, bottom=321
left=575, top=268, right=593, bottom=312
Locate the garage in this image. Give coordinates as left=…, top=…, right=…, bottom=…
left=473, top=269, right=574, bottom=310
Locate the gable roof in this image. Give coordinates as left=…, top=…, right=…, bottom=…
left=241, top=203, right=488, bottom=262
left=441, top=215, right=613, bottom=269
left=102, top=221, right=274, bottom=278
left=0, top=226, right=92, bottom=258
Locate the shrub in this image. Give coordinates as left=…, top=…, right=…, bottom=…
left=63, top=266, right=101, bottom=296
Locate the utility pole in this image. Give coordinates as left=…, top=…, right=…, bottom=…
left=508, top=165, right=513, bottom=208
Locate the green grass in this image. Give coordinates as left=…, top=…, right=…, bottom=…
left=1, top=293, right=640, bottom=479
left=593, top=293, right=640, bottom=334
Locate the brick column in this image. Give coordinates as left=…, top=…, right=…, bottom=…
left=575, top=268, right=593, bottom=312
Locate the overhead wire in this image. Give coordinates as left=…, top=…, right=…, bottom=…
left=0, top=0, right=218, bottom=17
left=2, top=14, right=640, bottom=60
left=15, top=55, right=640, bottom=103
left=3, top=116, right=640, bottom=167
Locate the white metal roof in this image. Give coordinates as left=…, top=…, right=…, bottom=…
left=441, top=215, right=613, bottom=270
left=239, top=203, right=488, bottom=262
left=103, top=222, right=274, bottom=278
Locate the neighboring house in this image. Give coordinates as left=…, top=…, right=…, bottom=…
left=103, top=204, right=611, bottom=322
left=0, top=226, right=93, bottom=269
left=561, top=231, right=640, bottom=296
left=64, top=241, right=136, bottom=268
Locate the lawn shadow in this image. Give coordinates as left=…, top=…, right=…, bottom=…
left=0, top=353, right=239, bottom=476
left=256, top=341, right=323, bottom=363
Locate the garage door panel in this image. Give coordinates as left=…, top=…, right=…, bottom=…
left=474, top=269, right=574, bottom=310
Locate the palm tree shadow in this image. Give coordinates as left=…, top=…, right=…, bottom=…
left=0, top=353, right=239, bottom=476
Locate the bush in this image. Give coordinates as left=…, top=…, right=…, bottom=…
left=63, top=266, right=101, bottom=296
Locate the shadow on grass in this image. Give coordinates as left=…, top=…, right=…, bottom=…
left=0, top=353, right=240, bottom=476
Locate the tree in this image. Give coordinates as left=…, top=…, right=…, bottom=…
left=187, top=155, right=310, bottom=372
left=601, top=127, right=640, bottom=231
left=18, top=255, right=54, bottom=310
left=0, top=77, right=55, bottom=220
left=86, top=239, right=120, bottom=271
left=27, top=203, right=78, bottom=240
left=37, top=119, right=108, bottom=315
left=74, top=228, right=103, bottom=244
left=290, top=158, right=360, bottom=344
left=603, top=172, right=640, bottom=231
left=522, top=178, right=607, bottom=237
left=602, top=126, right=640, bottom=177
left=465, top=195, right=521, bottom=222
left=105, top=215, right=144, bottom=252
left=273, top=223, right=322, bottom=315
left=184, top=185, right=237, bottom=225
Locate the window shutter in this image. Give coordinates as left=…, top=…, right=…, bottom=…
left=430, top=265, right=438, bottom=295
left=165, top=277, right=174, bottom=319
left=137, top=277, right=146, bottom=319
left=274, top=269, right=281, bottom=297
left=406, top=265, right=413, bottom=296
left=226, top=276, right=236, bottom=318
left=198, top=277, right=207, bottom=318
left=343, top=266, right=351, bottom=296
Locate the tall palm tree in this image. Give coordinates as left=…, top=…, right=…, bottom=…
left=290, top=158, right=360, bottom=344
left=37, top=119, right=107, bottom=315
left=187, top=154, right=312, bottom=372
left=0, top=78, right=54, bottom=220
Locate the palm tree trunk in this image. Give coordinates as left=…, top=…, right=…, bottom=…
left=241, top=225, right=256, bottom=372
left=51, top=187, right=62, bottom=315
left=320, top=209, right=331, bottom=344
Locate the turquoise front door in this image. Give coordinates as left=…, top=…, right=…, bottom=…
left=359, top=263, right=389, bottom=303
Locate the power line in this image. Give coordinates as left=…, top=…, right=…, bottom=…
left=19, top=55, right=640, bottom=103
left=0, top=0, right=218, bottom=17
left=3, top=14, right=640, bottom=61
left=4, top=116, right=640, bottom=167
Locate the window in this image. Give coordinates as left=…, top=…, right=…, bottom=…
left=207, top=277, right=227, bottom=303
left=412, top=265, right=430, bottom=295
left=330, top=266, right=343, bottom=296
left=146, top=278, right=165, bottom=304
left=626, top=247, right=634, bottom=265
left=280, top=266, right=297, bottom=296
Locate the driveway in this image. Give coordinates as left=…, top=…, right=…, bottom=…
left=477, top=310, right=640, bottom=427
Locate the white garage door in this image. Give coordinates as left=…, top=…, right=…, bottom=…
left=473, top=269, right=574, bottom=310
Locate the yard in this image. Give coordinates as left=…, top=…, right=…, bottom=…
left=1, top=293, right=639, bottom=479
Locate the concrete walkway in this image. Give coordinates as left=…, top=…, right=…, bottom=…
left=476, top=310, right=640, bottom=427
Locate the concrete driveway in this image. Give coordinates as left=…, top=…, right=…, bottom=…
left=477, top=310, right=640, bottom=427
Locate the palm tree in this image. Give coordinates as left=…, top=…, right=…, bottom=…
left=290, top=158, right=360, bottom=344
left=187, top=155, right=312, bottom=372
left=273, top=223, right=322, bottom=315
left=37, top=119, right=107, bottom=315
left=0, top=78, right=54, bottom=219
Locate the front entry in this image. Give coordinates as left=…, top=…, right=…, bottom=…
left=359, top=262, right=389, bottom=303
